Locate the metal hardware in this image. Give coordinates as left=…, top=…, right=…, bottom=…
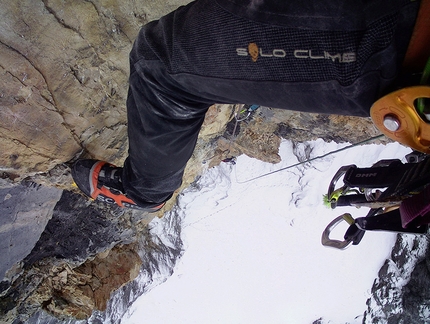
left=370, top=86, right=430, bottom=154
left=322, top=156, right=430, bottom=249
left=321, top=214, right=355, bottom=249
left=383, top=115, right=401, bottom=131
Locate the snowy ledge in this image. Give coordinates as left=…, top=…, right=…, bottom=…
left=115, top=140, right=428, bottom=324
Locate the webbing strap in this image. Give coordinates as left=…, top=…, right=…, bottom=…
left=402, top=0, right=430, bottom=72
left=400, top=185, right=430, bottom=228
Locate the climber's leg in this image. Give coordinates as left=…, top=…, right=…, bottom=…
left=122, top=58, right=212, bottom=207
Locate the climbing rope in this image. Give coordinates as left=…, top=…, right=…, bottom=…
left=219, top=104, right=387, bottom=184
left=234, top=134, right=385, bottom=184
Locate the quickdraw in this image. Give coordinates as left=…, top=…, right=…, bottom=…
left=322, top=152, right=430, bottom=249
left=223, top=103, right=260, bottom=163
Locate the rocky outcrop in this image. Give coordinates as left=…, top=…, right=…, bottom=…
left=364, top=234, right=430, bottom=323
left=26, top=244, right=142, bottom=320
left=1, top=190, right=184, bottom=324
left=214, top=107, right=385, bottom=166
left=0, top=180, right=62, bottom=281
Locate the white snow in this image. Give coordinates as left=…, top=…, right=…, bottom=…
left=122, top=139, right=412, bottom=324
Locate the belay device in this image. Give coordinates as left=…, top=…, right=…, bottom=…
left=322, top=66, right=430, bottom=249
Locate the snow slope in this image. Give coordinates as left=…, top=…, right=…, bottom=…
left=122, top=139, right=412, bottom=324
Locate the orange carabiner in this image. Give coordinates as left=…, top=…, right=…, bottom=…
left=370, top=86, right=430, bottom=153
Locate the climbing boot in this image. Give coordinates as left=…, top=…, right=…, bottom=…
left=71, top=159, right=165, bottom=212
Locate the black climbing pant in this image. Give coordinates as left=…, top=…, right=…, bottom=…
left=122, top=0, right=419, bottom=207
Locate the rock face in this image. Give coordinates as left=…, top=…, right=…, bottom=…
left=28, top=244, right=142, bottom=320
left=1, top=190, right=184, bottom=324
left=0, top=181, right=62, bottom=281
left=1, top=1, right=429, bottom=324
left=363, top=234, right=430, bottom=323
left=0, top=0, right=192, bottom=180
